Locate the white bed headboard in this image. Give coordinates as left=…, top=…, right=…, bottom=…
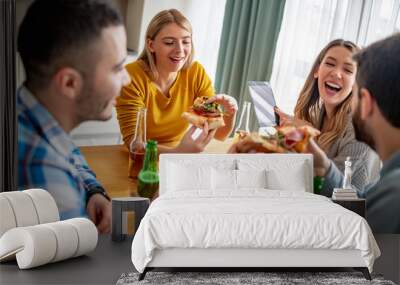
left=159, top=154, right=314, bottom=195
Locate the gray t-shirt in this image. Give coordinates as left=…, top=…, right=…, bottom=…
left=360, top=151, right=400, bottom=233
left=321, top=118, right=381, bottom=195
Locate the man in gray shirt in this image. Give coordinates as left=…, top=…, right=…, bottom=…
left=312, top=33, right=400, bottom=233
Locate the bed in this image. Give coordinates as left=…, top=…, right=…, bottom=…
left=131, top=154, right=380, bottom=280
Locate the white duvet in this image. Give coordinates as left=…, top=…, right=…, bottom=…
left=131, top=190, right=380, bottom=273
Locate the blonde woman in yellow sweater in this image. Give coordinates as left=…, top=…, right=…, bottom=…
left=116, top=9, right=237, bottom=154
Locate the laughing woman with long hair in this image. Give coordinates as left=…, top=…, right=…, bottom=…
left=276, top=39, right=380, bottom=195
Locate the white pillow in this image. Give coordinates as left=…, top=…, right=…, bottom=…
left=212, top=168, right=237, bottom=190
left=237, top=157, right=308, bottom=191
left=266, top=165, right=307, bottom=191
left=211, top=169, right=268, bottom=190
left=167, top=163, right=212, bottom=191
left=236, top=169, right=267, bottom=189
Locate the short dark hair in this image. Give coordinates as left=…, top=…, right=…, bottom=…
left=18, top=0, right=123, bottom=90
left=353, top=33, right=400, bottom=128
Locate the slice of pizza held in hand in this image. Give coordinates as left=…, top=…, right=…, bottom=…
left=182, top=96, right=225, bottom=130
left=231, top=125, right=320, bottom=153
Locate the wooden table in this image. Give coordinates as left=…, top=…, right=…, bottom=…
left=80, top=144, right=136, bottom=198
left=80, top=139, right=233, bottom=198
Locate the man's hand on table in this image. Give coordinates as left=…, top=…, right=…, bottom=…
left=87, top=194, right=111, bottom=234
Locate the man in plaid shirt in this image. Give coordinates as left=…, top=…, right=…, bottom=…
left=17, top=0, right=130, bottom=233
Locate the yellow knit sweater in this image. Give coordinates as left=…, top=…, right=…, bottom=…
left=116, top=60, right=214, bottom=148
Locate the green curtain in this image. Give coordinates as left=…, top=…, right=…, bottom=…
left=215, top=0, right=286, bottom=132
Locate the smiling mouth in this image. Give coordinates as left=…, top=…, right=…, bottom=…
left=170, top=57, right=184, bottom=63
left=325, top=82, right=342, bottom=94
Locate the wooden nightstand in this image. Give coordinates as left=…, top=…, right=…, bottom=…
left=332, top=198, right=366, bottom=218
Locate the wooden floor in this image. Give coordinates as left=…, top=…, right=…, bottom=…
left=80, top=139, right=233, bottom=198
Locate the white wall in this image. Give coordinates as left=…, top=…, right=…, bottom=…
left=70, top=109, right=123, bottom=146
left=129, top=0, right=189, bottom=52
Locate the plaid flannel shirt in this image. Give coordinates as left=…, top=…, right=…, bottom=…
left=18, top=86, right=106, bottom=220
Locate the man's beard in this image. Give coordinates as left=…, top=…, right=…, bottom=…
left=352, top=104, right=376, bottom=150
left=76, top=82, right=111, bottom=123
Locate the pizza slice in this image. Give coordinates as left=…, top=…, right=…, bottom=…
left=182, top=96, right=225, bottom=130
left=232, top=125, right=320, bottom=153
left=232, top=132, right=286, bottom=153
left=277, top=125, right=320, bottom=153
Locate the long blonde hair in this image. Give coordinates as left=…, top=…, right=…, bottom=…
left=294, top=39, right=360, bottom=151
left=137, top=9, right=194, bottom=80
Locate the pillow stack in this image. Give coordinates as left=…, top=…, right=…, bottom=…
left=0, top=189, right=97, bottom=269
left=163, top=155, right=311, bottom=193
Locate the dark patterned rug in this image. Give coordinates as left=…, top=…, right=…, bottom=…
left=116, top=271, right=395, bottom=285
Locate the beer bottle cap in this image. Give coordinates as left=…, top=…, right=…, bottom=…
left=147, top=140, right=157, bottom=148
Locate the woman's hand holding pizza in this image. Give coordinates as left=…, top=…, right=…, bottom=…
left=175, top=122, right=216, bottom=153
left=180, top=94, right=237, bottom=145
left=274, top=106, right=311, bottom=127
left=182, top=96, right=227, bottom=130
left=206, top=94, right=238, bottom=116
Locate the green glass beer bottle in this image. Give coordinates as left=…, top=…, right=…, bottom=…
left=313, top=176, right=325, bottom=195
left=137, top=140, right=159, bottom=199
